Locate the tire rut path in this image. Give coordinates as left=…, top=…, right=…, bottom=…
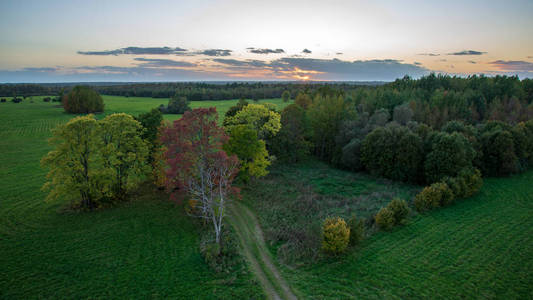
left=228, top=202, right=298, bottom=300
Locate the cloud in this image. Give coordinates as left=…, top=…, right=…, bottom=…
left=528, top=56, right=533, bottom=59
left=336, top=52, right=343, bottom=55
left=23, top=67, right=58, bottom=72
left=418, top=53, right=440, bottom=56
left=414, top=62, right=422, bottom=65
left=247, top=47, right=285, bottom=54
left=489, top=60, right=533, bottom=71
left=196, top=49, right=232, bottom=56
left=302, top=48, right=312, bottom=54
left=133, top=58, right=196, bottom=68
left=78, top=46, right=188, bottom=56
left=212, top=59, right=270, bottom=69
left=448, top=50, right=486, bottom=56
left=3, top=57, right=429, bottom=82
left=469, top=60, right=477, bottom=64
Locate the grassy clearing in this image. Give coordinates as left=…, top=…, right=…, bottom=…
left=244, top=160, right=533, bottom=298
left=241, top=160, right=420, bottom=265
left=0, top=96, right=291, bottom=298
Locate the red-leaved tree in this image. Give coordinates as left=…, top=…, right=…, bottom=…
left=160, top=108, right=239, bottom=244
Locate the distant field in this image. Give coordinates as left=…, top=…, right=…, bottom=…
left=0, top=96, right=290, bottom=298
left=244, top=162, right=533, bottom=298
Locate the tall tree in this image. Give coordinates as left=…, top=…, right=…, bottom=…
left=100, top=113, right=150, bottom=200
left=41, top=115, right=102, bottom=209
left=160, top=108, right=239, bottom=244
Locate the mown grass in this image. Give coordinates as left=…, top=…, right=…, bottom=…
left=244, top=160, right=533, bottom=298
left=0, top=96, right=291, bottom=298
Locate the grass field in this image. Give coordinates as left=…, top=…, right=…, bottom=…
left=0, top=95, right=289, bottom=298
left=1, top=96, right=532, bottom=299
left=244, top=162, right=533, bottom=298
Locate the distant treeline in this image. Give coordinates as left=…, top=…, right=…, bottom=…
left=0, top=82, right=380, bottom=99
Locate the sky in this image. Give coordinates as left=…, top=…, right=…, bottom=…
left=1, top=0, right=532, bottom=82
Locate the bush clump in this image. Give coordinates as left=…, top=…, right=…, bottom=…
left=12, top=97, right=22, bottom=103
left=200, top=229, right=242, bottom=273
left=347, top=215, right=365, bottom=246
left=62, top=86, right=104, bottom=113
left=43, top=97, right=51, bottom=102
left=321, top=217, right=350, bottom=255
left=374, top=207, right=395, bottom=231
left=414, top=182, right=454, bottom=212
left=387, top=198, right=410, bottom=225
left=1, top=98, right=7, bottom=103
left=444, top=168, right=483, bottom=199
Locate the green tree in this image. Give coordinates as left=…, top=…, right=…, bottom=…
left=282, top=90, right=291, bottom=103
left=62, top=86, right=104, bottom=114
left=163, top=93, right=191, bottom=114
left=224, top=125, right=270, bottom=182
left=361, top=125, right=423, bottom=183
left=135, top=108, right=163, bottom=155
left=224, top=103, right=281, bottom=141
left=308, top=94, right=352, bottom=161
left=100, top=113, right=150, bottom=200
left=270, top=104, right=312, bottom=162
left=41, top=115, right=102, bottom=209
left=424, top=132, right=475, bottom=183
left=294, top=92, right=312, bottom=109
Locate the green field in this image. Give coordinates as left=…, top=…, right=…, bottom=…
left=243, top=162, right=533, bottom=298
left=1, top=96, right=532, bottom=299
left=0, top=96, right=289, bottom=299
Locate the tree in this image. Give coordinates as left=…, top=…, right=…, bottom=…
left=62, top=86, right=104, bottom=114
left=224, top=125, right=270, bottom=182
left=135, top=108, right=164, bottom=160
left=100, top=113, right=150, bottom=200
left=479, top=128, right=518, bottom=176
left=224, top=103, right=281, bottom=142
left=361, top=125, right=423, bottom=183
left=282, top=90, right=291, bottom=103
left=424, top=132, right=475, bottom=183
left=160, top=108, right=239, bottom=245
left=270, top=104, right=312, bottom=162
left=308, top=94, right=352, bottom=161
left=161, top=93, right=191, bottom=114
left=295, top=92, right=312, bottom=109
left=223, top=98, right=248, bottom=126
left=41, top=115, right=102, bottom=209
left=393, top=104, right=413, bottom=125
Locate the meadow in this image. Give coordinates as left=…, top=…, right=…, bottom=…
left=244, top=162, right=533, bottom=298
left=1, top=95, right=532, bottom=299
left=0, top=96, right=287, bottom=299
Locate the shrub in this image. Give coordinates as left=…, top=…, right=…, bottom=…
left=43, top=97, right=51, bottom=102
left=375, top=207, right=395, bottom=231
left=347, top=215, right=365, bottom=246
left=387, top=198, right=409, bottom=225
left=321, top=217, right=350, bottom=254
left=12, top=97, right=22, bottom=103
left=443, top=176, right=467, bottom=199
left=1, top=98, right=6, bottom=103
left=62, top=86, right=104, bottom=113
left=414, top=182, right=454, bottom=212
left=458, top=168, right=483, bottom=197
left=200, top=229, right=242, bottom=273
